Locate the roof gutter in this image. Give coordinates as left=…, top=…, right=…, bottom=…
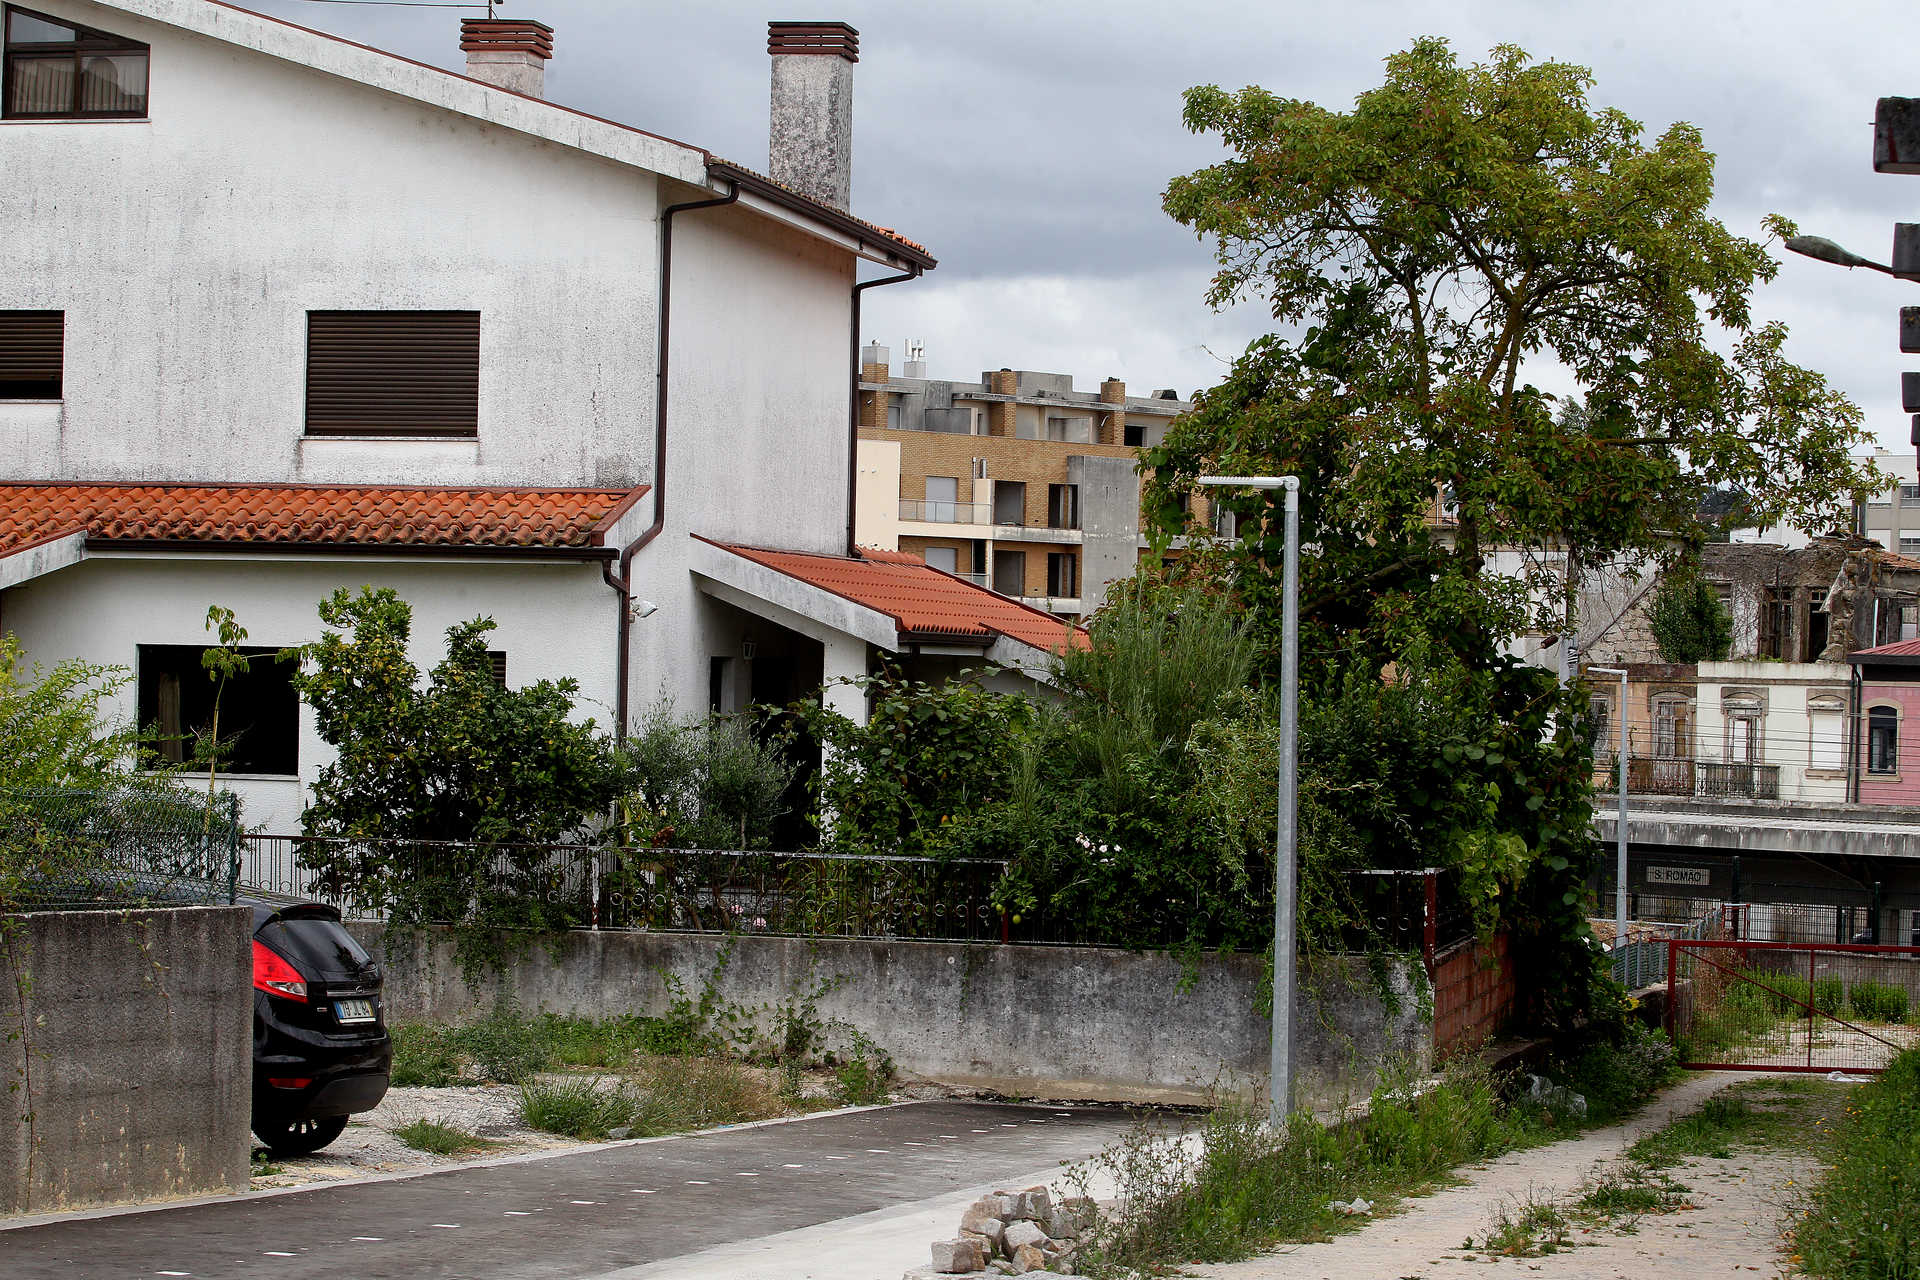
left=707, top=161, right=936, bottom=271
left=602, top=178, right=739, bottom=744
left=848, top=267, right=922, bottom=555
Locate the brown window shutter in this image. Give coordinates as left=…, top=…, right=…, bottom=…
left=0, top=310, right=63, bottom=397
left=305, top=311, right=479, bottom=437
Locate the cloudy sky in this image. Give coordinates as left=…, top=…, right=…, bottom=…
left=249, top=0, right=1918, bottom=451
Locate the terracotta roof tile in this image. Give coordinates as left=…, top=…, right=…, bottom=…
left=0, top=482, right=646, bottom=554
left=708, top=539, right=1088, bottom=655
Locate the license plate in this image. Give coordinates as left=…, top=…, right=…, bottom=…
left=334, top=998, right=375, bottom=1024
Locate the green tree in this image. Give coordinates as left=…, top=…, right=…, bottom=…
left=294, top=587, right=618, bottom=846
left=616, top=707, right=798, bottom=850
left=1154, top=38, right=1874, bottom=666
left=1647, top=572, right=1733, bottom=663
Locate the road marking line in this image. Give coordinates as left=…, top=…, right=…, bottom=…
left=826, top=1155, right=850, bottom=1160
left=351, top=1236, right=383, bottom=1242
left=735, top=1172, right=759, bottom=1177
left=941, top=1134, right=960, bottom=1138
left=570, top=1200, right=597, bottom=1205
left=971, top=1129, right=990, bottom=1133
left=432, top=1223, right=461, bottom=1228
left=903, top=1141, right=925, bottom=1146
left=783, top=1163, right=805, bottom=1168
left=686, top=1180, right=710, bottom=1185
left=866, top=1148, right=889, bottom=1153
left=264, top=1253, right=295, bottom=1258
left=505, top=1211, right=535, bottom=1216
left=631, top=1189, right=656, bottom=1194
left=156, top=1272, right=191, bottom=1277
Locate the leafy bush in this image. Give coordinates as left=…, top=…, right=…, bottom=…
left=518, top=1077, right=638, bottom=1139
left=616, top=707, right=798, bottom=850
left=1794, top=1049, right=1920, bottom=1279
left=1550, top=1024, right=1680, bottom=1125
left=1847, top=979, right=1910, bottom=1024
left=831, top=1034, right=895, bottom=1107
left=460, top=1002, right=550, bottom=1083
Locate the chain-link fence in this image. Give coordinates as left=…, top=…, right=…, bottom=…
left=2, top=786, right=241, bottom=911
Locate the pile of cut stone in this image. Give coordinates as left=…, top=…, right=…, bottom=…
left=908, top=1184, right=1096, bottom=1277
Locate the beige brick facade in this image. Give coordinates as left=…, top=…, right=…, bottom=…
left=987, top=369, right=1017, bottom=437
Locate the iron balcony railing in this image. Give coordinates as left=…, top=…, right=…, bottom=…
left=1594, top=754, right=1782, bottom=801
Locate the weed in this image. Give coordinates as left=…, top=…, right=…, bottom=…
left=460, top=1001, right=550, bottom=1083
left=830, top=1031, right=895, bottom=1106
left=1627, top=1079, right=1845, bottom=1170
left=1846, top=979, right=1910, bottom=1024
left=627, top=1054, right=783, bottom=1135
left=393, top=1117, right=489, bottom=1155
left=518, top=1077, right=638, bottom=1140
left=1793, top=1048, right=1920, bottom=1280
left=1476, top=1190, right=1570, bottom=1256
left=1571, top=1158, right=1682, bottom=1219
left=1072, top=1061, right=1553, bottom=1277
left=388, top=1023, right=462, bottom=1088
left=249, top=1149, right=284, bottom=1177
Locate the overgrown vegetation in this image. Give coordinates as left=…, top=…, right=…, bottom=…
left=392, top=1117, right=489, bottom=1155
left=1793, top=1050, right=1920, bottom=1280
left=1071, top=1031, right=1676, bottom=1278
left=1647, top=571, right=1734, bottom=664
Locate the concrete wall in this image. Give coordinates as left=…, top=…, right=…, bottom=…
left=0, top=555, right=618, bottom=833
left=355, top=927, right=1431, bottom=1111
left=2, top=907, right=253, bottom=1215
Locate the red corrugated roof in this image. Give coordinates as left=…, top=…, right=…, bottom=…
left=0, top=482, right=646, bottom=553
left=1851, top=637, right=1920, bottom=660
left=704, top=538, right=1088, bottom=654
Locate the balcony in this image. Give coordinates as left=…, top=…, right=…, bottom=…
left=1596, top=754, right=1783, bottom=801
left=899, top=499, right=993, bottom=525
left=1020, top=595, right=1084, bottom=615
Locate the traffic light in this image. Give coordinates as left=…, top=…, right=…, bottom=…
left=1876, top=100, right=1920, bottom=458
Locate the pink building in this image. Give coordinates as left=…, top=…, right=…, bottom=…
left=1850, top=639, right=1920, bottom=806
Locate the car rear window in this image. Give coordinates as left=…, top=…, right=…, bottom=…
left=257, top=915, right=375, bottom=982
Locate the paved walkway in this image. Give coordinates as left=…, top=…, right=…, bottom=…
left=1, top=1101, right=1131, bottom=1280
left=1189, top=1071, right=1823, bottom=1280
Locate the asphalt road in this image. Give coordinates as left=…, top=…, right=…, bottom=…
left=2, top=1102, right=1133, bottom=1279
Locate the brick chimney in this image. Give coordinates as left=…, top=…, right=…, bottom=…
left=1099, top=377, right=1127, bottom=446
left=768, top=21, right=857, bottom=211
left=460, top=18, right=553, bottom=98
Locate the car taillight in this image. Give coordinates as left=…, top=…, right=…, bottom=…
left=252, top=940, right=308, bottom=1001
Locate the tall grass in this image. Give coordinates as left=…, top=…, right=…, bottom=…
left=1794, top=1049, right=1920, bottom=1280
left=1074, top=1029, right=1678, bottom=1279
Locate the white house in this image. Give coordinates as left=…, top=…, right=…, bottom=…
left=0, top=1, right=1076, bottom=831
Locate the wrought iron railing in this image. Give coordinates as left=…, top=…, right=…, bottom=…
left=1593, top=755, right=1783, bottom=801
left=1697, top=761, right=1781, bottom=800
left=239, top=835, right=1009, bottom=941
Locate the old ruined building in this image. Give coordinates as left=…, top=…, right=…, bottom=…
left=1578, top=538, right=1920, bottom=806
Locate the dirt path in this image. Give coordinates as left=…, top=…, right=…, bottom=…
left=1187, top=1072, right=1828, bottom=1280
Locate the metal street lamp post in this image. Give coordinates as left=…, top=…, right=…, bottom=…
left=1585, top=666, right=1631, bottom=960
left=1196, top=474, right=1298, bottom=1124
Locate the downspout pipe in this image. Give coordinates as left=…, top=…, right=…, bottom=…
left=848, top=266, right=922, bottom=556
left=603, top=180, right=739, bottom=744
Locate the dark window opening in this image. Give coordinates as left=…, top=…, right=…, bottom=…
left=487, top=650, right=507, bottom=687
left=1804, top=589, right=1830, bottom=661
left=1758, top=588, right=1789, bottom=660
left=3, top=6, right=147, bottom=119
left=305, top=310, right=480, bottom=437
left=1046, top=551, right=1078, bottom=598
left=1869, top=707, right=1899, bottom=776
left=1046, top=483, right=1079, bottom=530
left=992, top=481, right=1026, bottom=527
left=0, top=309, right=61, bottom=397
left=1123, top=422, right=1144, bottom=448
left=138, top=645, right=299, bottom=776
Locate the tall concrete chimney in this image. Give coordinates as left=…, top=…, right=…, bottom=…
left=460, top=18, right=553, bottom=98
left=767, top=21, right=857, bottom=211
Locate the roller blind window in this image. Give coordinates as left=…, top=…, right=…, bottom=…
left=305, top=310, right=480, bottom=437
left=0, top=310, right=62, bottom=398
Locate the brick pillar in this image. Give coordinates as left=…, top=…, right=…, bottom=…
left=1099, top=377, right=1126, bottom=446
left=861, top=357, right=889, bottom=429
left=988, top=368, right=1017, bottom=437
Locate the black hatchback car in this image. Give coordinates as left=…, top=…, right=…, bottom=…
left=250, top=902, right=392, bottom=1154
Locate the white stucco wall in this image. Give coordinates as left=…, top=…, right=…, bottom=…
left=0, top=0, right=672, bottom=487
left=1696, top=661, right=1851, bottom=804
left=0, top=555, right=620, bottom=833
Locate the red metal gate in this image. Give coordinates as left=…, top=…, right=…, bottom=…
left=1667, top=939, right=1920, bottom=1074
